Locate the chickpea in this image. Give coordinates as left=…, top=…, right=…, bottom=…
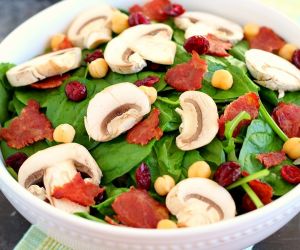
left=243, top=23, right=260, bottom=41
left=157, top=219, right=178, bottom=229
left=111, top=10, right=129, bottom=34
left=139, top=86, right=157, bottom=104
left=282, top=137, right=300, bottom=159
left=53, top=124, right=76, bottom=143
left=278, top=44, right=298, bottom=61
left=188, top=161, right=211, bottom=178
left=50, top=33, right=66, bottom=51
left=211, top=69, right=233, bottom=90
left=154, top=175, right=175, bottom=196
left=88, top=58, right=109, bottom=79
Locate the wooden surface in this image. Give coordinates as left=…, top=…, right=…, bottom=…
left=0, top=0, right=299, bottom=249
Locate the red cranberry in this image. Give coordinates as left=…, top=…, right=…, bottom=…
left=5, top=152, right=28, bottom=173
left=214, top=162, right=241, bottom=187
left=184, top=35, right=210, bottom=55
left=135, top=76, right=160, bottom=87
left=292, top=49, right=300, bottom=69
left=94, top=187, right=106, bottom=204
left=135, top=163, right=151, bottom=190
left=128, top=12, right=151, bottom=27
left=281, top=165, right=300, bottom=184
left=145, top=61, right=167, bottom=72
left=164, top=4, right=185, bottom=17
left=84, top=50, right=103, bottom=63
left=65, top=81, right=87, bottom=102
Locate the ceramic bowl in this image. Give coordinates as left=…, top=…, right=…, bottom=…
left=0, top=0, right=299, bottom=249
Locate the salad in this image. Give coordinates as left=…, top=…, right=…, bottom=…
left=0, top=0, right=299, bottom=229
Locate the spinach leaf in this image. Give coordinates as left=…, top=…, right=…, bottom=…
left=144, top=150, right=160, bottom=184
left=229, top=40, right=250, bottom=62
left=259, top=87, right=300, bottom=106
left=74, top=212, right=106, bottom=223
left=280, top=91, right=300, bottom=106
left=181, top=150, right=204, bottom=179
left=174, top=45, right=191, bottom=65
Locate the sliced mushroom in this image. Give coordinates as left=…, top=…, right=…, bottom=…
left=6, top=48, right=81, bottom=87
left=166, top=178, right=236, bottom=227
left=245, top=49, right=300, bottom=98
left=67, top=4, right=114, bottom=49
left=176, top=91, right=219, bottom=151
left=104, top=24, right=176, bottom=74
left=18, top=143, right=102, bottom=213
left=85, top=82, right=151, bottom=142
left=174, top=12, right=243, bottom=44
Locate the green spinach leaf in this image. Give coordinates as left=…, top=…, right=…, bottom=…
left=229, top=40, right=250, bottom=62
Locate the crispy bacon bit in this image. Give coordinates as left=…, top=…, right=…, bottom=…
left=272, top=102, right=300, bottom=138
left=256, top=151, right=286, bottom=168
left=218, top=92, right=260, bottom=138
left=242, top=180, right=273, bottom=212
left=0, top=100, right=54, bottom=149
left=206, top=34, right=232, bottom=57
left=30, top=74, right=70, bottom=89
left=250, top=27, right=285, bottom=53
left=104, top=216, right=121, bottom=226
left=135, top=76, right=160, bottom=87
left=112, top=188, right=169, bottom=228
left=55, top=36, right=73, bottom=51
left=52, top=173, right=103, bottom=207
left=165, top=51, right=207, bottom=91
left=127, top=108, right=163, bottom=145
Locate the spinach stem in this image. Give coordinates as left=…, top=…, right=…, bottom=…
left=6, top=167, right=18, bottom=181
left=84, top=65, right=89, bottom=79
left=259, top=101, right=288, bottom=142
left=224, top=111, right=251, bottom=140
left=227, top=169, right=270, bottom=190
left=157, top=96, right=180, bottom=106
left=242, top=183, right=264, bottom=209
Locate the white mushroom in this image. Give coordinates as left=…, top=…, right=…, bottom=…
left=6, top=48, right=81, bottom=87
left=174, top=12, right=243, bottom=44
left=245, top=49, right=300, bottom=98
left=104, top=24, right=176, bottom=74
left=67, top=4, right=114, bottom=49
left=18, top=143, right=102, bottom=213
left=175, top=91, right=219, bottom=151
left=85, top=82, right=151, bottom=142
left=166, top=178, right=236, bottom=227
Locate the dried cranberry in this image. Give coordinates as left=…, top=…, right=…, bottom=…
left=292, top=49, right=300, bottom=69
left=5, top=152, right=28, bottom=173
left=184, top=36, right=210, bottom=55
left=65, top=81, right=87, bottom=102
left=164, top=4, right=185, bottom=17
left=94, top=187, right=106, bottom=204
left=145, top=61, right=167, bottom=72
left=135, top=163, right=151, bottom=190
left=84, top=50, right=104, bottom=63
left=135, top=76, right=160, bottom=87
left=128, top=12, right=151, bottom=26
left=281, top=165, right=300, bottom=184
left=214, top=161, right=241, bottom=187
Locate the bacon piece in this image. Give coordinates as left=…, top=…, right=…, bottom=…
left=55, top=37, right=73, bottom=51
left=126, top=108, right=163, bottom=145
left=30, top=74, right=70, bottom=89
left=272, top=102, right=300, bottom=138
left=242, top=180, right=273, bottom=212
left=52, top=173, right=104, bottom=207
left=256, top=151, right=286, bottom=168
left=0, top=100, right=54, bottom=149
left=165, top=51, right=207, bottom=91
left=250, top=27, right=285, bottom=53
left=218, top=92, right=260, bottom=138
left=206, top=34, right=232, bottom=57
left=112, top=188, right=169, bottom=228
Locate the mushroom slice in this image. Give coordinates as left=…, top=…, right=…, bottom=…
left=176, top=91, right=219, bottom=151
left=166, top=178, right=236, bottom=227
left=174, top=12, right=243, bottom=44
left=67, top=4, right=114, bottom=49
left=18, top=143, right=102, bottom=213
left=104, top=24, right=176, bottom=74
left=245, top=49, right=300, bottom=98
left=85, top=82, right=151, bottom=142
left=6, top=48, right=81, bottom=87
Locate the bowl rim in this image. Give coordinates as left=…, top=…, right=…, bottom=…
left=0, top=0, right=299, bottom=238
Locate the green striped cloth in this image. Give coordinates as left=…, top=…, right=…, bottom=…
left=14, top=1, right=300, bottom=249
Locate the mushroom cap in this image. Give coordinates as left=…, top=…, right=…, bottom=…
left=166, top=178, right=236, bottom=226
left=176, top=91, right=219, bottom=151
left=6, top=48, right=81, bottom=87
left=104, top=24, right=176, bottom=74
left=67, top=4, right=114, bottom=49
left=18, top=143, right=102, bottom=188
left=84, top=82, right=151, bottom=142
left=174, top=12, right=243, bottom=44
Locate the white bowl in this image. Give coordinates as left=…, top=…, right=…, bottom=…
left=0, top=0, right=299, bottom=249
